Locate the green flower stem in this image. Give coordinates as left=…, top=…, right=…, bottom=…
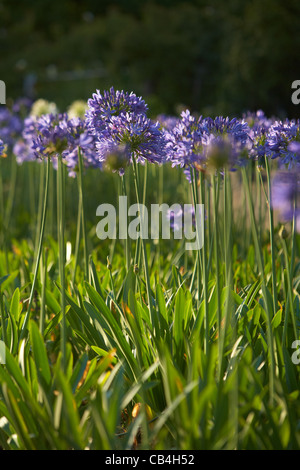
left=28, top=163, right=36, bottom=224
left=78, top=147, right=89, bottom=280
left=0, top=289, right=6, bottom=345
left=223, top=169, right=232, bottom=287
left=19, top=156, right=50, bottom=342
left=255, top=166, right=262, bottom=244
left=72, top=183, right=82, bottom=285
left=282, top=235, right=297, bottom=342
left=199, top=170, right=209, bottom=353
left=265, top=156, right=278, bottom=315
left=190, top=168, right=202, bottom=299
left=49, top=163, right=55, bottom=239
left=242, top=166, right=275, bottom=404
left=212, top=172, right=221, bottom=371
left=34, top=162, right=45, bottom=266
left=131, top=156, right=154, bottom=321
left=218, top=169, right=233, bottom=383
left=134, top=162, right=148, bottom=271
left=0, top=159, right=4, bottom=229
left=57, top=154, right=66, bottom=372
left=0, top=159, right=6, bottom=265
left=4, top=153, right=17, bottom=233
left=121, top=173, right=130, bottom=271
left=290, top=199, right=297, bottom=288
left=1, top=153, right=18, bottom=271
left=39, top=247, right=48, bottom=335
left=157, top=163, right=164, bottom=271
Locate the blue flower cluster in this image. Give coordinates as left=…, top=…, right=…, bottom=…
left=266, top=119, right=300, bottom=168
left=161, top=110, right=251, bottom=174
left=86, top=87, right=166, bottom=173
left=3, top=88, right=300, bottom=230
left=15, top=112, right=100, bottom=176
left=86, top=87, right=148, bottom=133
left=0, top=107, right=23, bottom=149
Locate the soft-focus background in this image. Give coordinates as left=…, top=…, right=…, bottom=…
left=1, top=0, right=300, bottom=118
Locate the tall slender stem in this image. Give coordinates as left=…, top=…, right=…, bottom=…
left=78, top=147, right=89, bottom=280
left=34, top=162, right=45, bottom=266
left=121, top=174, right=130, bottom=271
left=190, top=168, right=202, bottom=299
left=19, top=156, right=50, bottom=342
left=218, top=169, right=233, bottom=382
left=0, top=289, right=6, bottom=346
left=212, top=172, right=221, bottom=371
left=57, top=154, right=66, bottom=372
left=39, top=247, right=48, bottom=335
left=242, top=166, right=275, bottom=404
left=131, top=157, right=154, bottom=321
left=5, top=153, right=17, bottom=232
left=199, top=171, right=209, bottom=353
left=265, top=156, right=278, bottom=315
left=72, top=183, right=82, bottom=285
left=282, top=237, right=297, bottom=341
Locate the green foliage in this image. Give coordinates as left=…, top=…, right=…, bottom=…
left=1, top=150, right=300, bottom=449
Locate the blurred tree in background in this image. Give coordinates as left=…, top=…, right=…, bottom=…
left=1, top=0, right=300, bottom=118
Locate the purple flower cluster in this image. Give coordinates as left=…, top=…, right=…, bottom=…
left=265, top=119, right=300, bottom=168
left=6, top=91, right=300, bottom=237
left=163, top=110, right=251, bottom=176
left=86, top=87, right=167, bottom=173
left=62, top=118, right=100, bottom=177
left=15, top=112, right=100, bottom=176
left=86, top=87, right=148, bottom=133
left=157, top=114, right=180, bottom=132
left=271, top=170, right=300, bottom=231
left=164, top=110, right=205, bottom=169
left=0, top=107, right=23, bottom=149
left=14, top=116, right=38, bottom=164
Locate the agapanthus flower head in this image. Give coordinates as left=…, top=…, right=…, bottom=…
left=202, top=116, right=250, bottom=146
left=19, top=112, right=99, bottom=175
left=13, top=115, right=38, bottom=164
left=288, top=141, right=300, bottom=157
left=99, top=141, right=131, bottom=175
left=0, top=107, right=23, bottom=148
left=31, top=113, right=70, bottom=158
left=12, top=97, right=33, bottom=117
left=86, top=87, right=148, bottom=135
left=156, top=114, right=180, bottom=132
left=30, top=99, right=58, bottom=117
left=271, top=170, right=300, bottom=230
left=165, top=111, right=251, bottom=181
left=164, top=109, right=205, bottom=168
left=203, top=133, right=245, bottom=171
left=241, top=110, right=275, bottom=161
left=67, top=100, right=88, bottom=119
left=13, top=140, right=35, bottom=164
left=61, top=116, right=100, bottom=177
left=266, top=119, right=300, bottom=168
left=243, top=110, right=274, bottom=133
left=95, top=112, right=166, bottom=172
